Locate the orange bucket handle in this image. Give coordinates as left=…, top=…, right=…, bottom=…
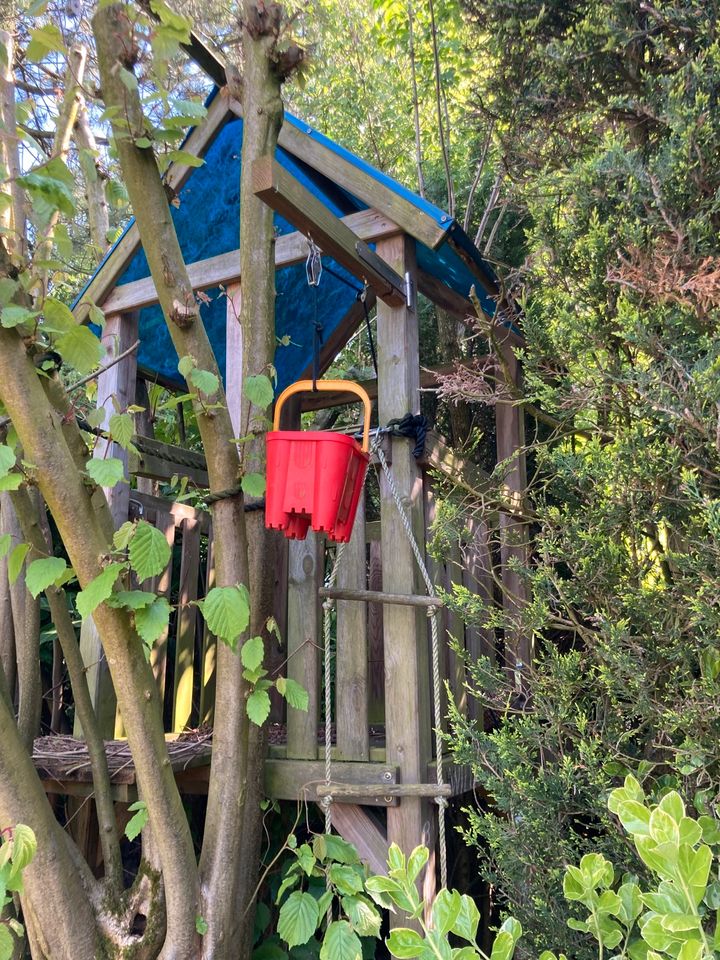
left=273, top=379, right=372, bottom=453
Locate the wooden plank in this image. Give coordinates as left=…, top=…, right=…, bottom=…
left=73, top=94, right=234, bottom=324
left=317, top=782, right=451, bottom=800
left=463, top=518, right=495, bottom=724
left=336, top=498, right=369, bottom=761
left=253, top=156, right=406, bottom=306
left=376, top=234, right=433, bottom=906
left=225, top=283, right=243, bottom=436
left=495, top=342, right=532, bottom=684
left=131, top=490, right=211, bottom=535
left=328, top=805, right=388, bottom=876
left=172, top=517, right=201, bottom=732
left=286, top=533, right=322, bottom=759
left=270, top=111, right=448, bottom=252
left=101, top=209, right=399, bottom=314
left=367, top=540, right=384, bottom=725
left=320, top=587, right=442, bottom=608
left=264, top=759, right=396, bottom=802
left=199, top=531, right=216, bottom=725
left=77, top=311, right=138, bottom=740
left=129, top=435, right=209, bottom=488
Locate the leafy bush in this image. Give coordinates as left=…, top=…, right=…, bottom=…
left=0, top=824, right=37, bottom=959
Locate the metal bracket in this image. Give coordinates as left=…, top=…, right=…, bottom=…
left=404, top=271, right=414, bottom=310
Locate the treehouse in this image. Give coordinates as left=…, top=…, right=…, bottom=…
left=34, top=38, right=529, bottom=884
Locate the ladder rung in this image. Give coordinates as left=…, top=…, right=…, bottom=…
left=319, top=587, right=443, bottom=608
left=316, top=782, right=453, bottom=799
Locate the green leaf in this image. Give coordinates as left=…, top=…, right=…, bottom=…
left=386, top=928, right=426, bottom=959
left=113, top=521, right=136, bottom=552
left=125, top=801, right=148, bottom=841
left=55, top=326, right=102, bottom=374
left=407, top=846, right=429, bottom=884
left=659, top=792, right=685, bottom=825
left=168, top=149, right=205, bottom=167
left=8, top=543, right=29, bottom=585
left=276, top=676, right=309, bottom=711
left=242, top=473, right=266, bottom=497
left=25, top=557, right=68, bottom=598
left=26, top=24, right=65, bottom=60
left=432, top=889, right=462, bottom=937
left=76, top=563, right=125, bottom=619
left=314, top=834, right=361, bottom=866
left=0, top=444, right=15, bottom=477
left=320, top=921, right=362, bottom=960
left=118, top=66, right=138, bottom=91
left=189, top=367, right=219, bottom=395
left=105, top=179, right=129, bottom=209
left=202, top=585, right=250, bottom=648
left=107, top=590, right=155, bottom=610
left=86, top=457, right=126, bottom=488
left=1, top=304, right=38, bottom=328
left=0, top=925, right=14, bottom=958
left=649, top=808, right=679, bottom=846
left=296, top=843, right=316, bottom=876
left=341, top=895, right=381, bottom=938
left=135, top=598, right=171, bottom=648
left=0, top=534, right=11, bottom=558
left=329, top=864, right=364, bottom=896
left=195, top=916, right=209, bottom=936
left=277, top=891, right=319, bottom=948
left=42, top=297, right=75, bottom=333
left=0, top=474, right=22, bottom=492
left=489, top=930, right=516, bottom=960
left=615, top=800, right=652, bottom=836
left=452, top=894, right=481, bottom=942
left=244, top=374, right=274, bottom=409
left=5, top=824, right=36, bottom=894
left=247, top=687, right=271, bottom=726
left=108, top=412, right=135, bottom=451
left=129, top=520, right=172, bottom=582
left=241, top=635, right=264, bottom=672
left=677, top=843, right=712, bottom=905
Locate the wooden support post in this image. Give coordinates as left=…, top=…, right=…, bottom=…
left=463, top=518, right=495, bottom=725
left=336, top=497, right=369, bottom=761
left=495, top=337, right=532, bottom=685
left=286, top=534, right=322, bottom=759
left=367, top=539, right=384, bottom=725
left=76, top=311, right=138, bottom=739
left=376, top=234, right=434, bottom=909
left=225, top=283, right=243, bottom=435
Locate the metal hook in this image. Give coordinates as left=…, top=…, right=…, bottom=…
left=305, top=236, right=323, bottom=287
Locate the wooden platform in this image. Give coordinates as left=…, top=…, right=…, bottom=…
left=32, top=733, right=471, bottom=806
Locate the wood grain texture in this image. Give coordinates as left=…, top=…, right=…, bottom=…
left=101, top=209, right=398, bottom=314
left=376, top=234, right=433, bottom=905
left=336, top=498, right=369, bottom=761
left=286, top=533, right=322, bottom=759
left=253, top=156, right=406, bottom=306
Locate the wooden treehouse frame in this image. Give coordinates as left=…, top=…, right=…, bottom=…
left=36, top=45, right=530, bottom=884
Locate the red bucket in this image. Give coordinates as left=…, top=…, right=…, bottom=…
left=265, top=380, right=371, bottom=543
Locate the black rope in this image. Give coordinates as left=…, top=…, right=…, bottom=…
left=384, top=413, right=429, bottom=459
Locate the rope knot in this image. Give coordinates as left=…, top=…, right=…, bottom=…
left=435, top=795, right=449, bottom=810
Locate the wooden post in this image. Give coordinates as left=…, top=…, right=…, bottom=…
left=286, top=534, right=322, bottom=758
left=367, top=539, right=384, bottom=724
left=336, top=497, right=369, bottom=761
left=76, top=311, right=138, bottom=738
left=376, top=234, right=433, bottom=905
left=225, top=284, right=243, bottom=434
left=495, top=336, right=531, bottom=686
left=463, top=518, right=495, bottom=725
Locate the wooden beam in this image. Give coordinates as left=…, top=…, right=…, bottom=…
left=253, top=156, right=406, bottom=306
left=376, top=234, right=434, bottom=913
left=320, top=587, right=442, bottom=608
left=101, top=209, right=399, bottom=315
left=73, top=93, right=235, bottom=324
left=286, top=533, right=322, bottom=759
left=264, top=759, right=397, bottom=803
left=327, top=805, right=389, bottom=875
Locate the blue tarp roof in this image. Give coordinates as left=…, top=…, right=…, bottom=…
left=78, top=107, right=498, bottom=392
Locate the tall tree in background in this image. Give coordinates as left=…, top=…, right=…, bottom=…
left=438, top=1, right=720, bottom=953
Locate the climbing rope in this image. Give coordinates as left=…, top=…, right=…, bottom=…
left=320, top=429, right=449, bottom=889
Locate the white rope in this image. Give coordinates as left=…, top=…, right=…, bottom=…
left=321, top=430, right=449, bottom=890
